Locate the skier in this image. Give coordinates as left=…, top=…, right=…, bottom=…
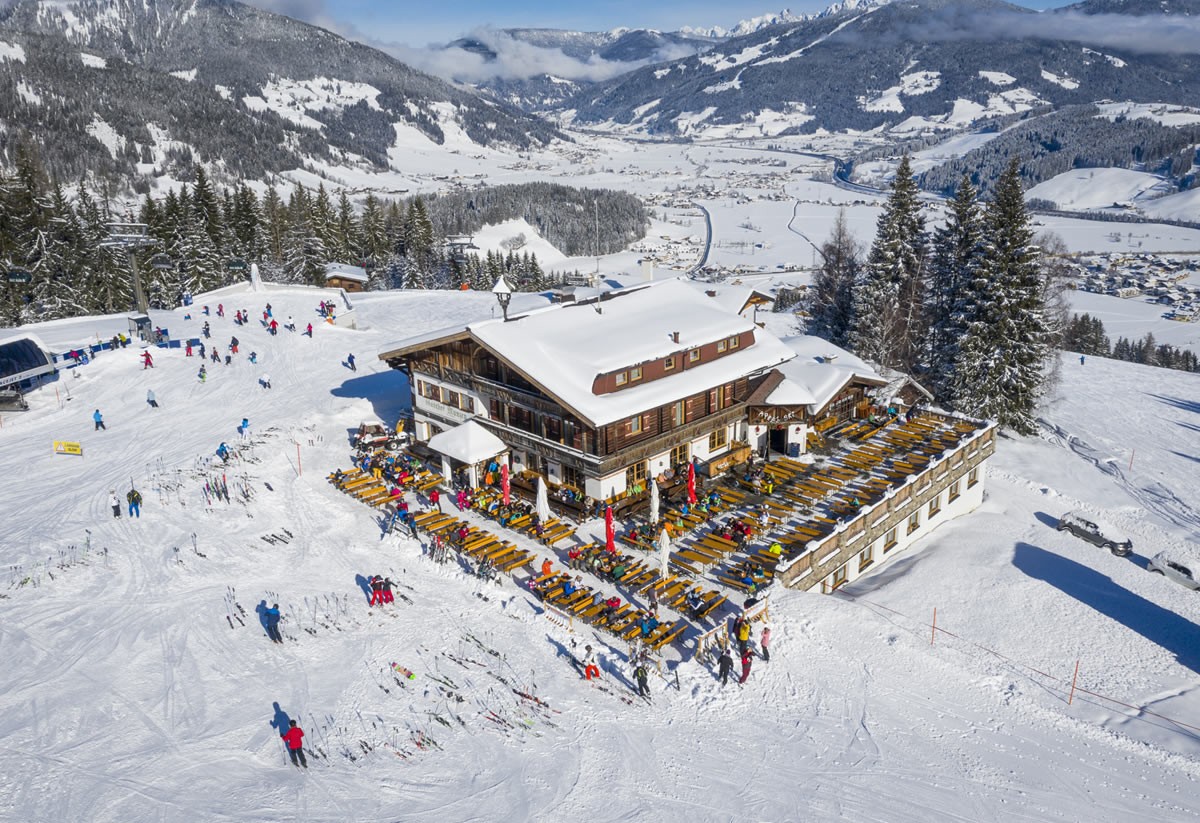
left=198, top=365, right=207, bottom=383
left=146, top=389, right=158, bottom=408
left=346, top=353, right=356, bottom=371
left=281, top=720, right=307, bottom=768
left=216, top=442, right=230, bottom=463
left=738, top=651, right=753, bottom=685
left=249, top=351, right=258, bottom=364
left=224, top=354, right=232, bottom=366
left=260, top=374, right=272, bottom=390
left=269, top=318, right=278, bottom=336
left=734, top=615, right=752, bottom=655
left=634, top=660, right=650, bottom=698
left=216, top=303, right=224, bottom=318
left=210, top=348, right=219, bottom=363
left=369, top=576, right=384, bottom=606
left=108, top=490, right=121, bottom=518
left=239, top=418, right=250, bottom=440
left=760, top=624, right=772, bottom=662
left=202, top=321, right=211, bottom=339
left=264, top=604, right=283, bottom=643
left=581, top=645, right=600, bottom=681
left=1080, top=354, right=1086, bottom=366
left=429, top=488, right=441, bottom=513
left=230, top=336, right=239, bottom=354
left=185, top=342, right=192, bottom=357
left=406, top=511, right=419, bottom=541
left=198, top=342, right=206, bottom=359
left=286, top=315, right=295, bottom=332
left=127, top=488, right=143, bottom=518
left=717, top=646, right=733, bottom=686
left=381, top=577, right=395, bottom=604
left=93, top=409, right=106, bottom=431
left=305, top=323, right=313, bottom=337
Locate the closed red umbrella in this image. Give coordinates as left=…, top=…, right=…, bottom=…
left=501, top=463, right=510, bottom=506
left=686, top=461, right=697, bottom=505
left=605, top=505, right=615, bottom=554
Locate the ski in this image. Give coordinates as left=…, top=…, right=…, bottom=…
left=391, top=663, right=416, bottom=680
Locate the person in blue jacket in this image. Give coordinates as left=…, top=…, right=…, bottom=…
left=640, top=613, right=660, bottom=638
left=216, top=442, right=230, bottom=463
left=93, top=409, right=106, bottom=431
left=264, top=604, right=283, bottom=644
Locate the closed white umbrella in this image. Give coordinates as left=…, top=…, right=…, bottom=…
left=649, top=479, right=660, bottom=526
left=657, top=528, right=671, bottom=576
left=536, top=476, right=551, bottom=523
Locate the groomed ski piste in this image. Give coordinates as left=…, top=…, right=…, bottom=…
left=1, top=282, right=1199, bottom=822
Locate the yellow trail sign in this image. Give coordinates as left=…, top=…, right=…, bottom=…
left=53, top=441, right=83, bottom=456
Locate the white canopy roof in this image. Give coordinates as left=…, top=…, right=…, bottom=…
left=426, top=420, right=506, bottom=465
left=763, top=336, right=884, bottom=411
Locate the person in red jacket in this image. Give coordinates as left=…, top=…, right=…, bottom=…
left=282, top=720, right=307, bottom=768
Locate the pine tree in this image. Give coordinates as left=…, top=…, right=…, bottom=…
left=805, top=208, right=859, bottom=347
left=333, top=190, right=360, bottom=263
left=850, top=156, right=928, bottom=370
left=281, top=187, right=327, bottom=286
left=925, top=176, right=985, bottom=402
left=951, top=159, right=1052, bottom=434
left=29, top=181, right=86, bottom=320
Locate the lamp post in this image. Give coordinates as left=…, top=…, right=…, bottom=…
left=492, top=275, right=512, bottom=321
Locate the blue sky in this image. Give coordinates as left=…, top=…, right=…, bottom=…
left=262, top=0, right=1070, bottom=45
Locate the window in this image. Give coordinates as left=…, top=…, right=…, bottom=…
left=510, top=407, right=536, bottom=433
left=709, top=385, right=728, bottom=411
left=928, top=494, right=941, bottom=518
left=728, top=335, right=740, bottom=350
left=907, top=511, right=921, bottom=536
left=858, top=544, right=874, bottom=572
left=664, top=356, right=676, bottom=371
left=461, top=396, right=475, bottom=413
left=561, top=467, right=580, bottom=494
left=968, top=467, right=980, bottom=487
left=422, top=382, right=441, bottom=402
left=489, top=398, right=503, bottom=421
left=630, top=366, right=642, bottom=382
left=688, top=348, right=701, bottom=363
left=629, top=415, right=644, bottom=435
left=545, top=417, right=562, bottom=442
left=831, top=564, right=847, bottom=589
left=717, top=339, right=728, bottom=353
left=671, top=400, right=686, bottom=427
left=625, top=461, right=647, bottom=489
left=444, top=389, right=460, bottom=408
left=615, top=371, right=628, bottom=387
left=708, top=426, right=728, bottom=452
left=948, top=478, right=961, bottom=503
left=883, top=527, right=898, bottom=552
left=670, top=442, right=690, bottom=466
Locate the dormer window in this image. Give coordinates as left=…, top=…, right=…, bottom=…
left=729, top=335, right=740, bottom=350
left=688, top=349, right=701, bottom=363
left=630, top=366, right=642, bottom=382
left=717, top=340, right=728, bottom=353
left=664, top=356, right=676, bottom=371
left=615, top=371, right=628, bottom=386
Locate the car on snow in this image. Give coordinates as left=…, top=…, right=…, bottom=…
left=1056, top=510, right=1133, bottom=557
left=1147, top=549, right=1200, bottom=591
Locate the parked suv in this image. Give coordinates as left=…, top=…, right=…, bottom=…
left=1147, top=550, right=1200, bottom=591
left=1056, top=511, right=1133, bottom=557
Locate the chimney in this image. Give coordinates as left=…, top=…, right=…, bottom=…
left=825, top=354, right=837, bottom=364
left=671, top=331, right=680, bottom=344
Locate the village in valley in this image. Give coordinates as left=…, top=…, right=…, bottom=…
left=1069, top=252, right=1200, bottom=322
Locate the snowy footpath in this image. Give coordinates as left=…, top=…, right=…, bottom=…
left=1, top=288, right=1199, bottom=822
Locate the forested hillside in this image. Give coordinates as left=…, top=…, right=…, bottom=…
left=0, top=153, right=646, bottom=325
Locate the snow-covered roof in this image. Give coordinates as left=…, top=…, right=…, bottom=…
left=380, top=278, right=797, bottom=427
left=426, top=420, right=506, bottom=464
left=469, top=279, right=794, bottom=426
left=763, top=336, right=885, bottom=411
left=324, top=263, right=369, bottom=283
left=691, top=283, right=774, bottom=317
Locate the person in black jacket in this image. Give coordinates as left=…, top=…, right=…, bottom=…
left=717, top=646, right=733, bottom=686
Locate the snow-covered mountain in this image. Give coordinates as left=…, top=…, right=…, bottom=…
left=0, top=0, right=561, bottom=187
left=561, top=0, right=1200, bottom=140
left=682, top=1, right=890, bottom=38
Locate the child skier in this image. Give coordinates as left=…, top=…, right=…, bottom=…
left=282, top=720, right=306, bottom=768
left=108, top=490, right=121, bottom=518
left=264, top=604, right=283, bottom=643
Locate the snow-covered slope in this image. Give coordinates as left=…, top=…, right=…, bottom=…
left=1, top=287, right=1199, bottom=821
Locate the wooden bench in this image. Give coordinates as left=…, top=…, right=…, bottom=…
left=648, top=621, right=687, bottom=651
left=496, top=551, right=533, bottom=573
